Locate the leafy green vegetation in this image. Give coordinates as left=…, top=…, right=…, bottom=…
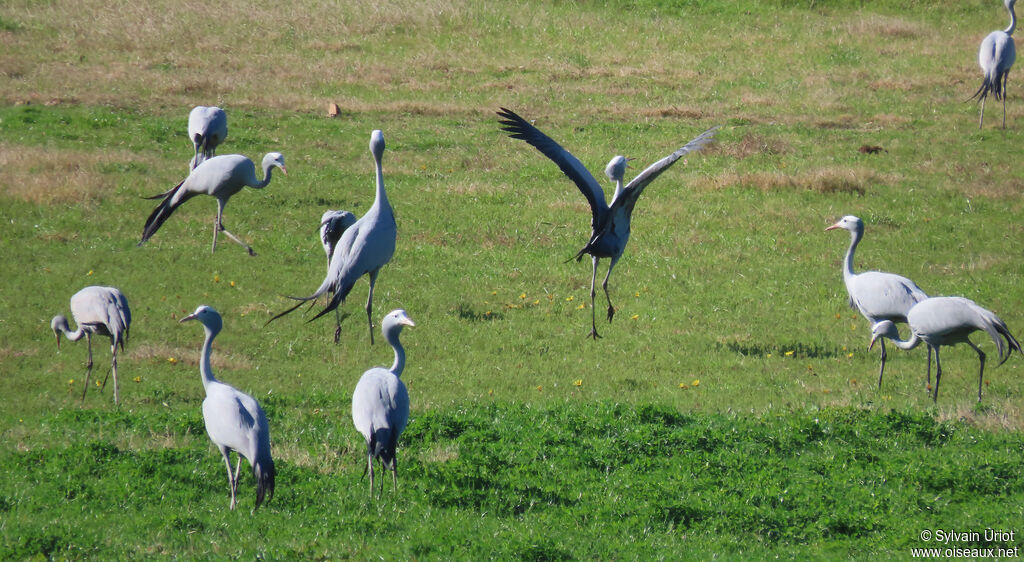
left=1, top=0, right=1022, bottom=558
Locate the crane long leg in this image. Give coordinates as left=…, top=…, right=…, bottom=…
left=366, top=270, right=379, bottom=345
left=926, top=347, right=932, bottom=390
left=932, top=347, right=942, bottom=403
left=81, top=334, right=94, bottom=403
left=111, top=348, right=119, bottom=406
left=367, top=454, right=375, bottom=498
left=877, top=339, right=887, bottom=389
left=1001, top=73, right=1008, bottom=129
left=334, top=308, right=343, bottom=344
left=968, top=340, right=987, bottom=402
left=220, top=447, right=237, bottom=510
left=588, top=256, right=601, bottom=340
left=602, top=256, right=619, bottom=324
left=979, top=93, right=987, bottom=129
left=391, top=460, right=399, bottom=493
left=215, top=201, right=257, bottom=257
left=233, top=454, right=243, bottom=505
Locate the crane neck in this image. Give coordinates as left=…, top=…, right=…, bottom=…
left=253, top=160, right=276, bottom=190
left=841, top=226, right=863, bottom=284
left=58, top=322, right=87, bottom=342
left=199, top=325, right=220, bottom=391
left=371, top=153, right=390, bottom=213
left=386, top=329, right=406, bottom=377
left=889, top=333, right=922, bottom=352
left=1007, top=1, right=1017, bottom=35
left=611, top=178, right=624, bottom=202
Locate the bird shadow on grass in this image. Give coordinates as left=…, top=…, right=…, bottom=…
left=717, top=341, right=843, bottom=360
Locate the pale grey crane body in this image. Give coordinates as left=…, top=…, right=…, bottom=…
left=50, top=286, right=131, bottom=405
left=871, top=297, right=1021, bottom=402
left=319, top=210, right=359, bottom=343
left=269, top=131, right=395, bottom=344
left=188, top=106, right=228, bottom=170
left=826, top=215, right=930, bottom=389
left=970, top=0, right=1017, bottom=128
left=139, top=152, right=286, bottom=256
left=180, top=305, right=275, bottom=511
left=352, top=309, right=414, bottom=497
left=497, top=107, right=718, bottom=338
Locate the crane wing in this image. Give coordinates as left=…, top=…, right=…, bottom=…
left=497, top=108, right=608, bottom=228
left=614, top=126, right=718, bottom=209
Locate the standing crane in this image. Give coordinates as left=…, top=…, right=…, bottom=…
left=970, top=0, right=1017, bottom=128
left=826, top=215, right=931, bottom=389
left=139, top=152, right=286, bottom=256
left=351, top=309, right=415, bottom=497
left=269, top=131, right=395, bottom=344
left=180, top=305, right=275, bottom=511
left=188, top=106, right=228, bottom=170
left=50, top=286, right=131, bottom=405
left=320, top=210, right=358, bottom=343
left=870, top=297, right=1021, bottom=402
left=497, top=108, right=717, bottom=338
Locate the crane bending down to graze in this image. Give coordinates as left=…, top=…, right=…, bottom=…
left=188, top=106, right=228, bottom=170
left=51, top=286, right=131, bottom=405
left=320, top=210, right=358, bottom=343
left=497, top=108, right=718, bottom=339
left=970, top=0, right=1017, bottom=128
left=139, top=152, right=286, bottom=256
left=268, top=131, right=395, bottom=344
left=870, top=297, right=1021, bottom=402
left=352, top=309, right=415, bottom=497
left=826, top=215, right=931, bottom=390
left=180, top=305, right=275, bottom=511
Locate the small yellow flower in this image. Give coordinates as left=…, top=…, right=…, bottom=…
left=573, top=379, right=582, bottom=387
left=835, top=313, right=841, bottom=319
left=229, top=280, right=236, bottom=287
left=68, top=379, right=75, bottom=385
left=766, top=353, right=772, bottom=358
left=519, top=292, right=526, bottom=299
left=691, top=379, right=700, bottom=387
left=630, top=314, right=639, bottom=320
left=485, top=310, right=491, bottom=316
left=577, top=303, right=585, bottom=310
left=823, top=389, right=831, bottom=394
left=679, top=382, right=688, bottom=389
left=847, top=353, right=854, bottom=358
left=214, top=275, right=221, bottom=283
left=635, top=291, right=640, bottom=297
left=488, top=389, right=494, bottom=396
left=492, top=291, right=497, bottom=296
left=133, top=376, right=141, bottom=383
left=784, top=350, right=794, bottom=357
left=566, top=296, right=574, bottom=302
left=168, top=357, right=177, bottom=365
left=850, top=378, right=857, bottom=385
left=86, top=269, right=94, bottom=276
left=312, top=408, right=321, bottom=414
left=536, top=385, right=543, bottom=392
left=533, top=300, right=540, bottom=305
left=95, top=380, right=102, bottom=387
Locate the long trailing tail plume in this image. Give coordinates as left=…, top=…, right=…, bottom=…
left=252, top=455, right=275, bottom=511
left=968, top=73, right=1006, bottom=104
left=138, top=180, right=194, bottom=246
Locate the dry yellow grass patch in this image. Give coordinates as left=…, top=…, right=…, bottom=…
left=132, top=342, right=254, bottom=372
left=698, top=167, right=895, bottom=197
left=843, top=14, right=927, bottom=40
left=0, top=144, right=155, bottom=205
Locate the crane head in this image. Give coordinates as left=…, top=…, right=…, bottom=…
left=604, top=156, right=630, bottom=183
left=370, top=130, right=385, bottom=162
left=825, top=215, right=863, bottom=234
left=381, top=309, right=414, bottom=336
left=179, top=305, right=223, bottom=335
left=868, top=320, right=900, bottom=350
left=50, top=315, right=69, bottom=349
left=263, top=152, right=287, bottom=176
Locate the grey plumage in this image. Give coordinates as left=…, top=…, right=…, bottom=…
left=352, top=309, right=415, bottom=497
left=139, top=152, right=286, bottom=256
left=826, top=215, right=930, bottom=389
left=269, top=131, right=395, bottom=344
left=188, top=106, right=228, bottom=170
left=497, top=107, right=718, bottom=339
left=969, top=0, right=1017, bottom=128
left=871, top=297, right=1022, bottom=402
left=50, top=286, right=131, bottom=405
left=319, top=210, right=359, bottom=343
left=180, top=305, right=275, bottom=511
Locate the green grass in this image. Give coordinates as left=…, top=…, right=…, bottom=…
left=1, top=0, right=1023, bottom=558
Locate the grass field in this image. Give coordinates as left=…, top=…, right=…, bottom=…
left=2, top=0, right=1023, bottom=559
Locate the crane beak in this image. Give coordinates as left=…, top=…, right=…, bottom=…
left=179, top=313, right=197, bottom=324
left=401, top=318, right=416, bottom=328
left=55, top=333, right=61, bottom=350
left=824, top=223, right=840, bottom=231
left=279, top=166, right=288, bottom=176
left=868, top=334, right=879, bottom=351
